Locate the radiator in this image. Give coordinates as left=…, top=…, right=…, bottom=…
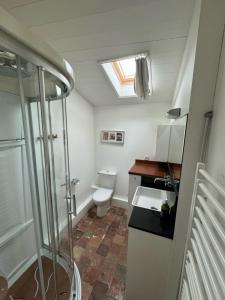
left=179, top=162, right=225, bottom=300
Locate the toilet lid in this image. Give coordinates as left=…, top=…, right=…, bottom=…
left=93, top=188, right=113, bottom=202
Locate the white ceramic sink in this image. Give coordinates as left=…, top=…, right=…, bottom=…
left=132, top=186, right=176, bottom=211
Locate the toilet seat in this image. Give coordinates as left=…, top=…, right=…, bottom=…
left=93, top=188, right=113, bottom=203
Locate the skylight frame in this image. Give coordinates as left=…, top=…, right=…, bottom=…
left=100, top=53, right=150, bottom=99
left=112, top=61, right=134, bottom=86
left=100, top=54, right=139, bottom=98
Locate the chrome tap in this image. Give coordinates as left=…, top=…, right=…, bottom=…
left=154, top=175, right=180, bottom=194
left=154, top=175, right=172, bottom=186
left=164, top=175, right=173, bottom=187
left=71, top=178, right=80, bottom=186
left=61, top=178, right=80, bottom=187
left=154, top=177, right=165, bottom=183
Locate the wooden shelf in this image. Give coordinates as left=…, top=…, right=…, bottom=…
left=128, top=159, right=182, bottom=180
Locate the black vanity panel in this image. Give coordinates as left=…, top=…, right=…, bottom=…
left=141, top=175, right=174, bottom=191
left=129, top=206, right=176, bottom=239
left=141, top=175, right=180, bottom=193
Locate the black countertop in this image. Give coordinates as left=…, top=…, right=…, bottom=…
left=128, top=206, right=176, bottom=239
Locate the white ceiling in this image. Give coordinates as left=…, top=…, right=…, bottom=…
left=0, top=0, right=195, bottom=106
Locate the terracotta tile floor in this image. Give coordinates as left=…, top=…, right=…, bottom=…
left=72, top=206, right=128, bottom=300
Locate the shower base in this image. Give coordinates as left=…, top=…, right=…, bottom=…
left=5, top=256, right=71, bottom=300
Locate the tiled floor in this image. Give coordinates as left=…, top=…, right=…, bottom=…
left=72, top=206, right=128, bottom=300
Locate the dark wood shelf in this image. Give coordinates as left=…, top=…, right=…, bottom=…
left=128, top=159, right=182, bottom=180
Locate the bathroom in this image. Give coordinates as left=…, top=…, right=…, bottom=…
left=0, top=0, right=225, bottom=300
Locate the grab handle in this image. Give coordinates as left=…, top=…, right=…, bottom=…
left=70, top=178, right=80, bottom=216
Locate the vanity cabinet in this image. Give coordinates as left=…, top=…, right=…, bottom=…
left=126, top=227, right=172, bottom=300
left=127, top=173, right=175, bottom=300
left=126, top=160, right=179, bottom=300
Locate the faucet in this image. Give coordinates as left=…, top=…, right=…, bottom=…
left=154, top=177, right=164, bottom=183
left=71, top=178, right=80, bottom=186
left=61, top=178, right=80, bottom=187
left=154, top=175, right=180, bottom=199
left=154, top=175, right=172, bottom=186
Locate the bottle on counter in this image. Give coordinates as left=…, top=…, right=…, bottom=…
left=161, top=200, right=170, bottom=220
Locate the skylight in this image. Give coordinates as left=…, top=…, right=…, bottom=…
left=112, top=58, right=136, bottom=85
left=119, top=58, right=136, bottom=77
left=101, top=56, right=136, bottom=98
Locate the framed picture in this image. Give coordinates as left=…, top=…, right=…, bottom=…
left=109, top=132, right=116, bottom=141
left=102, top=131, right=109, bottom=141
left=101, top=130, right=125, bottom=144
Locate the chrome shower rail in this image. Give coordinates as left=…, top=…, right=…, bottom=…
left=17, top=56, right=47, bottom=300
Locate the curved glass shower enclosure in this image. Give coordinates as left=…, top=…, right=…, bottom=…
left=0, top=35, right=81, bottom=299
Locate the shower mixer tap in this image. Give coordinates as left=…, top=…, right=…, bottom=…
left=48, top=133, right=58, bottom=140
left=61, top=178, right=80, bottom=187
left=71, top=178, right=80, bottom=186
left=37, top=133, right=58, bottom=140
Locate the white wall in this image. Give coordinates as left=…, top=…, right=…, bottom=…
left=67, top=90, right=95, bottom=209
left=94, top=103, right=170, bottom=200
left=168, top=124, right=186, bottom=164
left=171, top=0, right=200, bottom=116
left=207, top=35, right=225, bottom=187
left=167, top=0, right=225, bottom=298
left=155, top=125, right=171, bottom=162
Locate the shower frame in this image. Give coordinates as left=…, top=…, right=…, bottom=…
left=0, top=29, right=81, bottom=300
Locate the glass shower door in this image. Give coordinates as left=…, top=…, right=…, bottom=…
left=39, top=68, right=75, bottom=291
left=0, top=43, right=80, bottom=299
left=22, top=64, right=76, bottom=299
left=44, top=71, right=74, bottom=262
left=0, top=51, right=46, bottom=300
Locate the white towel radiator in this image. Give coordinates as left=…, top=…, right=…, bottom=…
left=179, top=162, right=225, bottom=300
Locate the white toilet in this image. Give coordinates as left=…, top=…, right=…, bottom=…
left=92, top=170, right=117, bottom=217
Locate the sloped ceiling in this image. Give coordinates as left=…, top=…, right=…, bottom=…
left=0, top=0, right=195, bottom=106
